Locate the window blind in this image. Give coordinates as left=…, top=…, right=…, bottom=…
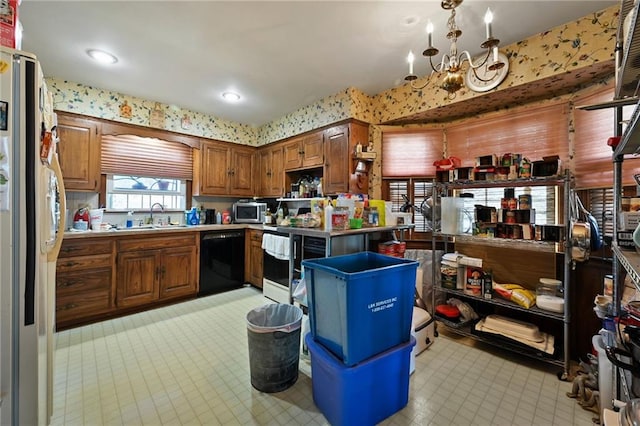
left=382, top=129, right=443, bottom=177
left=573, top=86, right=640, bottom=189
left=446, top=103, right=569, bottom=169
left=101, top=134, right=193, bottom=180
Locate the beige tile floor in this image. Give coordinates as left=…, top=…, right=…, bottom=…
left=51, top=286, right=595, bottom=425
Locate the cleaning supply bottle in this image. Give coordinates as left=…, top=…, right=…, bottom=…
left=324, top=199, right=334, bottom=231
left=216, top=211, right=222, bottom=224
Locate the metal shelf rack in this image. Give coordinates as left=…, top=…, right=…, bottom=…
left=431, top=173, right=573, bottom=377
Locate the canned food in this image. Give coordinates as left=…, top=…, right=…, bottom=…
left=519, top=194, right=532, bottom=210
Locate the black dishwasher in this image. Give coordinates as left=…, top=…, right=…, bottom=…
left=199, top=230, right=245, bottom=296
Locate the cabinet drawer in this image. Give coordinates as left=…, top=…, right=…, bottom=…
left=56, top=291, right=113, bottom=323
left=118, top=234, right=197, bottom=252
left=57, top=253, right=112, bottom=273
left=59, top=238, right=113, bottom=258
left=57, top=268, right=112, bottom=296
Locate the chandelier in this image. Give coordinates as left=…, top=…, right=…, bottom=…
left=404, top=0, right=506, bottom=97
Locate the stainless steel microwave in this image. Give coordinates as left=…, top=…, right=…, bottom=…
left=233, top=201, right=267, bottom=223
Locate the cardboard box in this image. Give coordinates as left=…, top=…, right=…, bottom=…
left=620, top=212, right=640, bottom=231
left=464, top=266, right=484, bottom=296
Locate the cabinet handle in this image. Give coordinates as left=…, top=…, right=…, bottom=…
left=61, top=247, right=81, bottom=254
left=58, top=303, right=76, bottom=311
left=59, top=279, right=79, bottom=288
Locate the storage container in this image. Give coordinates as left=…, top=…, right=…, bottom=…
left=306, top=333, right=415, bottom=426
left=302, top=252, right=417, bottom=366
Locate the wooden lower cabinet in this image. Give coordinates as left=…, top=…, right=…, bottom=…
left=56, top=232, right=199, bottom=329
left=117, top=250, right=159, bottom=308
left=117, top=233, right=198, bottom=309
left=56, top=238, right=115, bottom=329
left=245, top=229, right=263, bottom=288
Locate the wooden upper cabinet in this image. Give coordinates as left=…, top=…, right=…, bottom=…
left=194, top=139, right=254, bottom=196
left=56, top=113, right=101, bottom=191
left=283, top=132, right=324, bottom=170
left=198, top=140, right=229, bottom=195
left=301, top=132, right=324, bottom=168
left=323, top=122, right=369, bottom=195
left=283, top=137, right=304, bottom=170
left=271, top=146, right=285, bottom=196
left=323, top=124, right=350, bottom=194
left=230, top=145, right=254, bottom=196
left=257, top=144, right=285, bottom=197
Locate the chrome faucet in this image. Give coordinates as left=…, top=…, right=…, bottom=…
left=149, top=203, right=165, bottom=224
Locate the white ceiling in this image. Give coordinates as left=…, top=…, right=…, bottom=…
left=20, top=0, right=617, bottom=127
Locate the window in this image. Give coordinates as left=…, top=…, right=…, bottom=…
left=586, top=188, right=614, bottom=239
left=107, top=175, right=186, bottom=211
left=386, top=179, right=434, bottom=233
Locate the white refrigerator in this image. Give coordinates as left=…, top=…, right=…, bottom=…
left=0, top=47, right=65, bottom=426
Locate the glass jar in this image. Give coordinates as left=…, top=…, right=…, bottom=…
left=536, top=278, right=562, bottom=298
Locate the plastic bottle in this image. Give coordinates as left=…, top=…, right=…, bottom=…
left=216, top=211, right=222, bottom=224
left=276, top=207, right=284, bottom=225
left=324, top=200, right=334, bottom=231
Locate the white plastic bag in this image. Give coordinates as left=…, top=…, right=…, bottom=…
left=292, top=278, right=307, bottom=305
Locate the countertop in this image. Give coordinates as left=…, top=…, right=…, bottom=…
left=63, top=223, right=413, bottom=240
left=63, top=223, right=263, bottom=239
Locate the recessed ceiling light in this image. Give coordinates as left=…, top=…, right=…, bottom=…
left=222, top=91, right=241, bottom=102
left=86, top=49, right=118, bottom=64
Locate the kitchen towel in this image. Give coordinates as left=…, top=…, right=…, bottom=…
left=262, top=234, right=290, bottom=261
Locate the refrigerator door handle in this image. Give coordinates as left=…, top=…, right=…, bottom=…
left=46, top=153, right=65, bottom=262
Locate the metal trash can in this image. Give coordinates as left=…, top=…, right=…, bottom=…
left=246, top=303, right=303, bottom=393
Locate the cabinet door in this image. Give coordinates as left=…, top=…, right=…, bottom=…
left=200, top=141, right=230, bottom=195
left=257, top=148, right=272, bottom=196
left=230, top=146, right=254, bottom=196
left=117, top=250, right=159, bottom=308
left=302, top=132, right=324, bottom=168
left=57, top=114, right=101, bottom=191
left=270, top=146, right=285, bottom=196
left=160, top=246, right=197, bottom=299
left=245, top=230, right=263, bottom=287
left=283, top=138, right=303, bottom=170
left=323, top=124, right=350, bottom=194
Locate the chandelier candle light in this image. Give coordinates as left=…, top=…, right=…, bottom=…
left=404, top=0, right=507, bottom=98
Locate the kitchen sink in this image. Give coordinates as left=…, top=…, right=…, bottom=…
left=112, top=224, right=189, bottom=231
